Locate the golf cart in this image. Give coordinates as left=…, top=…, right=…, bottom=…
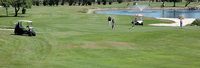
left=14, top=20, right=36, bottom=36
left=135, top=14, right=143, bottom=25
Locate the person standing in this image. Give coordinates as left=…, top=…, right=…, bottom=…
left=127, top=2, right=130, bottom=6
left=131, top=21, right=135, bottom=29
left=112, top=18, right=115, bottom=29
left=180, top=20, right=183, bottom=30
left=108, top=16, right=112, bottom=26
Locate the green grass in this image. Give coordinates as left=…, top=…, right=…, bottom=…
left=0, top=2, right=200, bottom=68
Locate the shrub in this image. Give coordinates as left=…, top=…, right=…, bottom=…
left=191, top=19, right=200, bottom=26
left=78, top=2, right=81, bottom=6
left=117, top=0, right=123, bottom=4
left=36, top=0, right=40, bottom=6
left=69, top=0, right=74, bottom=6
left=22, top=8, right=26, bottom=14
left=56, top=0, right=59, bottom=6
left=43, top=0, right=48, bottom=6
left=32, top=1, right=36, bottom=5
left=108, top=0, right=113, bottom=5
left=102, top=0, right=107, bottom=5
left=88, top=0, right=92, bottom=6
left=97, top=0, right=101, bottom=5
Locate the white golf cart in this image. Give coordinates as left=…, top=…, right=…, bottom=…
left=14, top=20, right=36, bottom=36
left=135, top=14, right=143, bottom=25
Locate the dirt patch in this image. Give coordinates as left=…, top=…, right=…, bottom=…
left=60, top=42, right=137, bottom=49
left=0, top=28, right=14, bottom=30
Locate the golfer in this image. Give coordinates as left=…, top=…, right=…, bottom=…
left=112, top=18, right=115, bottom=29
left=180, top=20, right=183, bottom=30
left=131, top=21, right=135, bottom=28
left=108, top=16, right=111, bottom=26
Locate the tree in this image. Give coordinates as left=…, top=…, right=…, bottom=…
left=78, top=0, right=82, bottom=6
left=108, top=0, right=112, bottom=5
left=35, top=0, right=39, bottom=6
left=87, top=0, right=92, bottom=6
left=10, top=0, right=32, bottom=17
left=0, top=0, right=11, bottom=16
left=117, top=0, right=122, bottom=3
left=102, top=0, right=106, bottom=5
left=21, top=0, right=32, bottom=14
left=161, top=0, right=165, bottom=7
left=149, top=0, right=151, bottom=6
left=185, top=0, right=197, bottom=7
left=61, top=0, right=66, bottom=5
left=117, top=0, right=123, bottom=4
left=97, top=0, right=101, bottom=5
left=43, top=0, right=49, bottom=6
left=170, top=0, right=182, bottom=7
left=55, top=0, right=60, bottom=6
left=68, top=0, right=74, bottom=6
left=73, top=0, right=78, bottom=6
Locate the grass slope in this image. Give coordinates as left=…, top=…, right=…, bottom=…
left=0, top=3, right=200, bottom=68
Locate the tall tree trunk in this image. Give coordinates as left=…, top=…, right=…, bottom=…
left=185, top=2, right=190, bottom=7
left=173, top=1, right=175, bottom=7
left=14, top=6, right=20, bottom=17
left=161, top=0, right=165, bottom=7
left=6, top=8, right=8, bottom=16
left=149, top=0, right=151, bottom=6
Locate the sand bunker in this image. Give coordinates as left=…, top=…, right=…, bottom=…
left=150, top=18, right=195, bottom=26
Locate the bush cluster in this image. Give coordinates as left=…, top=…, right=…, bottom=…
left=191, top=19, right=200, bottom=26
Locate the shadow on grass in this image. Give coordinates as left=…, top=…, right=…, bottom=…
left=0, top=16, right=26, bottom=17
left=10, top=34, right=32, bottom=37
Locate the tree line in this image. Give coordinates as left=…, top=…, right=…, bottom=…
left=32, top=0, right=125, bottom=6
left=0, top=0, right=32, bottom=17
left=0, top=0, right=123, bottom=17
left=1, top=0, right=199, bottom=17
left=159, top=0, right=199, bottom=7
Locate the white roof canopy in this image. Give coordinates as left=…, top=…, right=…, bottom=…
left=18, top=20, right=32, bottom=23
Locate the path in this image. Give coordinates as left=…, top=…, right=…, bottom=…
left=0, top=28, right=14, bottom=30
left=149, top=18, right=195, bottom=26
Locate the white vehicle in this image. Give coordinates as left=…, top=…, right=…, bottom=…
left=135, top=14, right=143, bottom=25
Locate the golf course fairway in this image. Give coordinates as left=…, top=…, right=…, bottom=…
left=0, top=3, right=200, bottom=68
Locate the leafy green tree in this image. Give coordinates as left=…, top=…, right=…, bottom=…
left=0, top=0, right=11, bottom=16
left=97, top=0, right=101, bottom=5
left=61, top=0, right=66, bottom=5
left=102, top=0, right=106, bottom=5
left=68, top=0, right=73, bottom=6
left=161, top=0, right=169, bottom=7
left=73, top=0, right=78, bottom=5
left=43, top=0, right=49, bottom=6
left=82, top=0, right=87, bottom=6
left=55, top=0, right=60, bottom=6
left=32, top=0, right=36, bottom=5
left=170, top=0, right=182, bottom=7
left=10, top=0, right=32, bottom=17
left=117, top=0, right=122, bottom=4
left=108, top=0, right=112, bottom=5
left=185, top=0, right=197, bottom=7
left=78, top=0, right=81, bottom=6
left=21, top=0, right=32, bottom=14
left=35, top=0, right=39, bottom=6
left=49, top=0, right=56, bottom=6
left=87, top=0, right=92, bottom=6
